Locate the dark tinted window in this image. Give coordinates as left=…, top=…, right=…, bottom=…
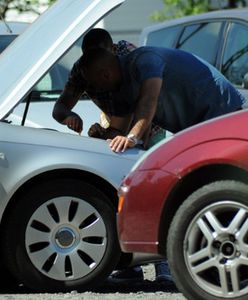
left=146, top=25, right=181, bottom=48
left=177, top=22, right=222, bottom=65
left=222, top=22, right=248, bottom=87
left=0, top=33, right=82, bottom=97
left=0, top=35, right=17, bottom=53
left=33, top=36, right=83, bottom=97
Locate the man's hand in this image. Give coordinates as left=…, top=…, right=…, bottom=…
left=88, top=123, right=126, bottom=140
left=63, top=114, right=83, bottom=134
left=109, top=135, right=136, bottom=152
left=88, top=123, right=106, bottom=138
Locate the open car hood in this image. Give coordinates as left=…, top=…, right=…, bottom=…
left=0, top=0, right=125, bottom=120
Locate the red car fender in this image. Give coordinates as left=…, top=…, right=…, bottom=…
left=162, top=138, right=248, bottom=176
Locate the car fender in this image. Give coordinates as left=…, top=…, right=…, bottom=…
left=0, top=141, right=143, bottom=221
left=162, top=138, right=248, bottom=177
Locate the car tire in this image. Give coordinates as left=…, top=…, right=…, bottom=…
left=0, top=260, right=19, bottom=290
left=2, top=178, right=120, bottom=292
left=167, top=180, right=248, bottom=300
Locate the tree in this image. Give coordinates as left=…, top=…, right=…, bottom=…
left=151, top=0, right=247, bottom=22
left=0, top=0, right=56, bottom=19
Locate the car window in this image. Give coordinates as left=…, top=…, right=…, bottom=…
left=177, top=22, right=222, bottom=65
left=0, top=32, right=83, bottom=96
left=222, top=22, right=248, bottom=88
left=32, top=37, right=83, bottom=95
left=145, top=25, right=182, bottom=48
left=0, top=35, right=17, bottom=53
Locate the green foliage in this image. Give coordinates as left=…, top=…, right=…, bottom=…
left=151, top=0, right=248, bottom=22
left=151, top=0, right=210, bottom=22
left=0, top=0, right=56, bottom=18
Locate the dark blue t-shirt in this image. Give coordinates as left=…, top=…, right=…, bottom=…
left=112, top=47, right=245, bottom=133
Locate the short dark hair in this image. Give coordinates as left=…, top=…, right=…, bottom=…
left=81, top=28, right=113, bottom=51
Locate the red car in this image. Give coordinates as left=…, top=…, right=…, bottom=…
left=118, top=110, right=248, bottom=300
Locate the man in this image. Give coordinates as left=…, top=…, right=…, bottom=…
left=80, top=46, right=246, bottom=152
left=53, top=29, right=170, bottom=283
left=53, top=28, right=136, bottom=138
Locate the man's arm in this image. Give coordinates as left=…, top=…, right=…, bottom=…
left=109, top=78, right=162, bottom=152
left=109, top=114, right=133, bottom=134
left=53, top=89, right=80, bottom=122
left=129, top=78, right=162, bottom=139
left=52, top=59, right=85, bottom=133
left=53, top=89, right=83, bottom=133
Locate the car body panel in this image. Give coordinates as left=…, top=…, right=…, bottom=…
left=118, top=169, right=177, bottom=253
left=0, top=121, right=144, bottom=219
left=138, top=110, right=248, bottom=171
left=118, top=110, right=248, bottom=253
left=0, top=0, right=124, bottom=120
left=163, top=139, right=248, bottom=176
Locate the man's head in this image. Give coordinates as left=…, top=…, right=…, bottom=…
left=79, top=47, right=122, bottom=92
left=81, top=28, right=113, bottom=52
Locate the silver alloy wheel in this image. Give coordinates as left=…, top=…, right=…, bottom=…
left=184, top=201, right=248, bottom=298
left=25, top=196, right=107, bottom=281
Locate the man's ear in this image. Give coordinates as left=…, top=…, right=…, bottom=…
left=112, top=44, right=118, bottom=54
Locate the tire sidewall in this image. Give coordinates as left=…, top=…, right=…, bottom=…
left=4, top=178, right=120, bottom=292
left=167, top=180, right=248, bottom=300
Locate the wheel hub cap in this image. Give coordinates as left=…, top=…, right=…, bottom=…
left=55, top=228, right=76, bottom=248
left=220, top=241, right=236, bottom=258
left=184, top=201, right=248, bottom=298
left=25, top=197, right=107, bottom=281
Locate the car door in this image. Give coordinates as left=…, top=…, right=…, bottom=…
left=143, top=24, right=182, bottom=48
left=142, top=20, right=224, bottom=66
left=220, top=21, right=248, bottom=100
left=173, top=19, right=248, bottom=99
left=142, top=18, right=248, bottom=100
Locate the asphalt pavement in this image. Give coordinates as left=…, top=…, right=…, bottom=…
left=0, top=264, right=186, bottom=300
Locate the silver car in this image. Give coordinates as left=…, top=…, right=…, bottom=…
left=139, top=8, right=248, bottom=100
left=0, top=0, right=150, bottom=292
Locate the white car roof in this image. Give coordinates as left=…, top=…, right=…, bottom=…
left=0, top=0, right=125, bottom=120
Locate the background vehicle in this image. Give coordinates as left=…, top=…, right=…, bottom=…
left=118, top=109, right=248, bottom=300
left=139, top=9, right=248, bottom=100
